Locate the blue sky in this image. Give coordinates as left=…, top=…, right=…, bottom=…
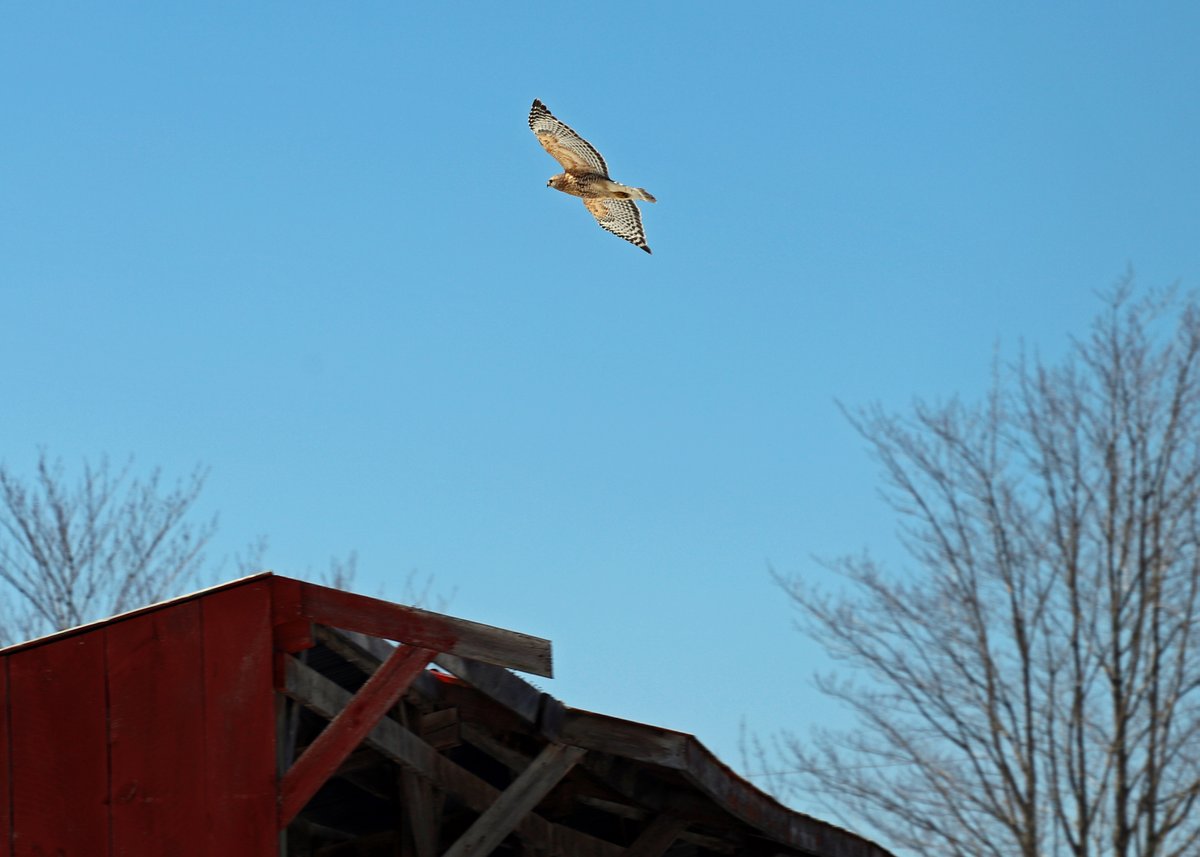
left=3, top=1, right=1199, bottom=812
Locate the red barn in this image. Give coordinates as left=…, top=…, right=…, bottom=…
left=0, top=573, right=892, bottom=857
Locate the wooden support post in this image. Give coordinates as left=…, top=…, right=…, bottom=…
left=440, top=743, right=586, bottom=857
left=623, top=814, right=687, bottom=857
left=279, top=644, right=434, bottom=827
left=401, top=767, right=441, bottom=857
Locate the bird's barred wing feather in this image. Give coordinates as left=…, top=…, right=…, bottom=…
left=583, top=198, right=652, bottom=254
left=529, top=99, right=609, bottom=177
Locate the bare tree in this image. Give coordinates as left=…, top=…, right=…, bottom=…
left=234, top=539, right=450, bottom=609
left=773, top=283, right=1200, bottom=856
left=0, top=451, right=215, bottom=645
left=311, top=553, right=455, bottom=612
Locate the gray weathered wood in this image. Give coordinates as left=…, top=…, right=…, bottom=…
left=280, top=644, right=434, bottom=827
left=576, top=800, right=729, bottom=855
left=401, top=768, right=440, bottom=857
left=300, top=582, right=553, bottom=676
left=283, top=656, right=620, bottom=857
left=560, top=710, right=689, bottom=768
left=316, top=624, right=395, bottom=675
left=432, top=653, right=545, bottom=725
left=440, top=743, right=586, bottom=857
left=284, top=656, right=491, bottom=806
left=623, top=814, right=687, bottom=857
left=460, top=723, right=532, bottom=774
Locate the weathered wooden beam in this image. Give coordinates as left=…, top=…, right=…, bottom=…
left=279, top=644, right=435, bottom=827
left=579, top=795, right=648, bottom=820
left=432, top=653, right=547, bottom=725
left=283, top=657, right=624, bottom=857
left=316, top=624, right=397, bottom=674
left=420, top=708, right=461, bottom=751
left=440, top=743, right=586, bottom=857
left=460, top=722, right=532, bottom=774
left=401, top=768, right=440, bottom=857
left=623, top=814, right=687, bottom=857
left=560, top=710, right=689, bottom=768
left=284, top=656, right=491, bottom=807
left=298, top=581, right=553, bottom=677
left=577, top=797, right=736, bottom=854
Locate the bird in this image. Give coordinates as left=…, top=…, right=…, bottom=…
left=529, top=99, right=656, bottom=254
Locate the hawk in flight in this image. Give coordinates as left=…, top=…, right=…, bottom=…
left=529, top=99, right=656, bottom=254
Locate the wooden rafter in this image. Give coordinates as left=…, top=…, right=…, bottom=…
left=400, top=768, right=441, bottom=857
left=279, top=644, right=435, bottom=827
left=294, top=581, right=553, bottom=676
left=283, top=656, right=623, bottom=857
left=440, top=742, right=586, bottom=857
left=623, top=813, right=687, bottom=857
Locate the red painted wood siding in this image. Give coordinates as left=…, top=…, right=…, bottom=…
left=8, top=627, right=110, bottom=855
left=1, top=658, right=11, bottom=857
left=201, top=582, right=277, bottom=853
left=0, top=578, right=277, bottom=857
left=107, top=600, right=207, bottom=855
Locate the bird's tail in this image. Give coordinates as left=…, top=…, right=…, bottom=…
left=629, top=186, right=656, bottom=203
left=610, top=182, right=656, bottom=203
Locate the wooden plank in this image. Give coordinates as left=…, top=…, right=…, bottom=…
left=420, top=708, right=461, bottom=750
left=107, top=602, right=206, bottom=856
left=283, top=657, right=623, bottom=857
left=432, top=653, right=547, bottom=726
left=460, top=723, right=533, bottom=774
left=440, top=743, right=586, bottom=857
left=560, top=711, right=689, bottom=768
left=314, top=625, right=395, bottom=676
left=202, top=580, right=277, bottom=855
left=0, top=659, right=10, bottom=857
left=623, top=814, right=687, bottom=857
left=284, top=657, right=437, bottom=777
left=297, top=581, right=553, bottom=677
left=677, top=740, right=864, bottom=855
left=7, top=628, right=110, bottom=855
left=279, top=644, right=435, bottom=826
left=400, top=768, right=440, bottom=857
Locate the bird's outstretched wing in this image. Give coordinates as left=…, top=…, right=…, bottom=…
left=529, top=99, right=609, bottom=177
left=583, top=197, right=651, bottom=254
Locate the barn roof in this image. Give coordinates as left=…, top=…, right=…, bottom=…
left=0, top=573, right=893, bottom=857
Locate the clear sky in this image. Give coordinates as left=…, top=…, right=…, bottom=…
left=3, top=1, right=1199, bottom=815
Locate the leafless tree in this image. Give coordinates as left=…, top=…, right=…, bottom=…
left=773, top=282, right=1200, bottom=857
left=0, top=452, right=215, bottom=645
left=235, top=540, right=450, bottom=609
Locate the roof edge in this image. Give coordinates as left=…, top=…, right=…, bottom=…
left=0, top=571, right=276, bottom=656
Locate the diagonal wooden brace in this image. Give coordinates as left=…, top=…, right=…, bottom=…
left=279, top=643, right=434, bottom=827
left=440, top=742, right=586, bottom=857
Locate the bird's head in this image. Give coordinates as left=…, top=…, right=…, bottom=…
left=547, top=174, right=569, bottom=191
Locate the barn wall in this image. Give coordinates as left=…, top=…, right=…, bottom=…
left=0, top=578, right=277, bottom=856
left=201, top=581, right=278, bottom=853
left=1, top=657, right=10, bottom=857
left=9, top=624, right=108, bottom=854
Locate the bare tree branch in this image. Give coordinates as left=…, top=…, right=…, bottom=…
left=768, top=281, right=1200, bottom=857
left=0, top=451, right=216, bottom=645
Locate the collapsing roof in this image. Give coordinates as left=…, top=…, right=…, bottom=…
left=0, top=573, right=893, bottom=857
